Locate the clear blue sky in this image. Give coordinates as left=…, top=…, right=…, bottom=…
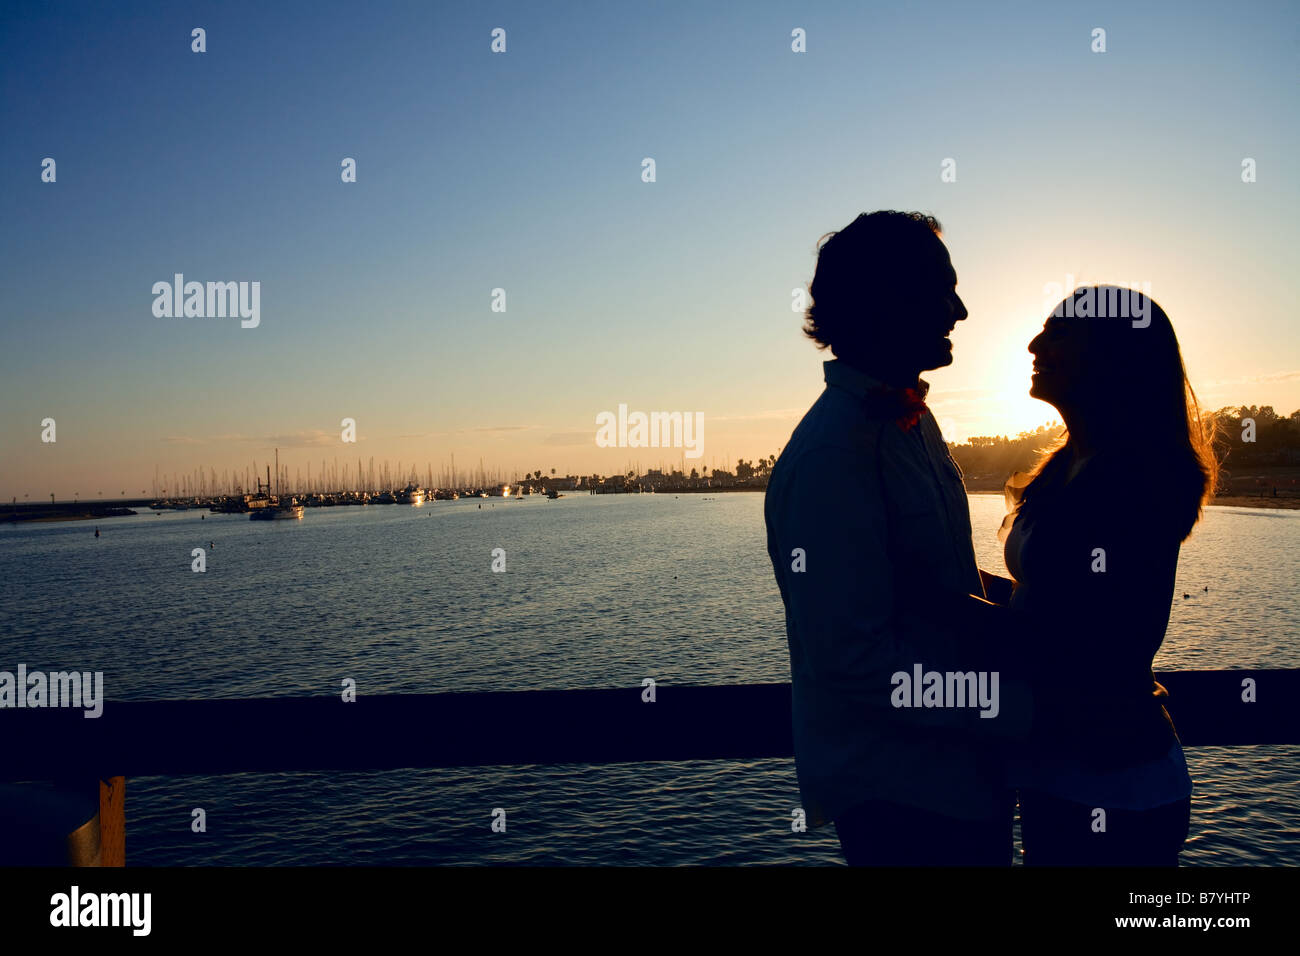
left=2, top=0, right=1296, bottom=497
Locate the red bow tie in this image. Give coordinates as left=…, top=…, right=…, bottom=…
left=864, top=385, right=928, bottom=432
left=896, top=387, right=928, bottom=432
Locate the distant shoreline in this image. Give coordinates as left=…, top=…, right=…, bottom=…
left=967, top=489, right=1300, bottom=510
left=1204, top=495, right=1300, bottom=510
left=6, top=486, right=1297, bottom=524
left=2, top=506, right=138, bottom=524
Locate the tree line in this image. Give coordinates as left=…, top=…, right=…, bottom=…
left=945, top=406, right=1300, bottom=481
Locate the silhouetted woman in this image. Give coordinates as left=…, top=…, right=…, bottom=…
left=994, top=286, right=1217, bottom=865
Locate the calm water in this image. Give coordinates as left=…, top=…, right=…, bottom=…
left=2, top=494, right=1296, bottom=865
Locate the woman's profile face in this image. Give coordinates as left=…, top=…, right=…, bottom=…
left=1027, top=315, right=1089, bottom=407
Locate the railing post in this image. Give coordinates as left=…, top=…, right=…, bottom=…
left=99, top=776, right=125, bottom=866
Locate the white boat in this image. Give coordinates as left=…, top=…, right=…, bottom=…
left=249, top=449, right=304, bottom=520
left=396, top=483, right=426, bottom=505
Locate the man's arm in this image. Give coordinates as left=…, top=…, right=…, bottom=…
left=771, top=443, right=1029, bottom=738
left=978, top=568, right=1015, bottom=606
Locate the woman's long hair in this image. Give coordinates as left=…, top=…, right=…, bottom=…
left=1018, top=287, right=1219, bottom=541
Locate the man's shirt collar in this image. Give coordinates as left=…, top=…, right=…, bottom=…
left=823, top=359, right=930, bottom=401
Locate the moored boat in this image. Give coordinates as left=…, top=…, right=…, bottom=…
left=396, top=483, right=426, bottom=505
left=249, top=450, right=305, bottom=520
left=249, top=498, right=304, bottom=520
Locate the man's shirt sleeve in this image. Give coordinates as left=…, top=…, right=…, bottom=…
left=770, top=441, right=1007, bottom=733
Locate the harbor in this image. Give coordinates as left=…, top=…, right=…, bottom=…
left=2, top=452, right=780, bottom=524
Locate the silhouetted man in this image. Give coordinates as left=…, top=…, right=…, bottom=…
left=765, top=211, right=1024, bottom=865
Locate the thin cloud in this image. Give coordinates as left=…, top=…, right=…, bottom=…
left=543, top=431, right=592, bottom=446
left=709, top=407, right=806, bottom=423
left=262, top=430, right=337, bottom=448
left=1203, top=370, right=1300, bottom=387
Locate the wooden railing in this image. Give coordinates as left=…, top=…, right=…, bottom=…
left=5, top=670, right=1297, bottom=865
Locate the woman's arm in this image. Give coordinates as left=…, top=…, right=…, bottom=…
left=914, top=589, right=1033, bottom=676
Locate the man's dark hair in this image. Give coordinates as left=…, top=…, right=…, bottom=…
left=802, top=210, right=943, bottom=353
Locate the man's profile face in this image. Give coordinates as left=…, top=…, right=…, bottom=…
left=852, top=233, right=967, bottom=375
left=899, top=236, right=968, bottom=372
